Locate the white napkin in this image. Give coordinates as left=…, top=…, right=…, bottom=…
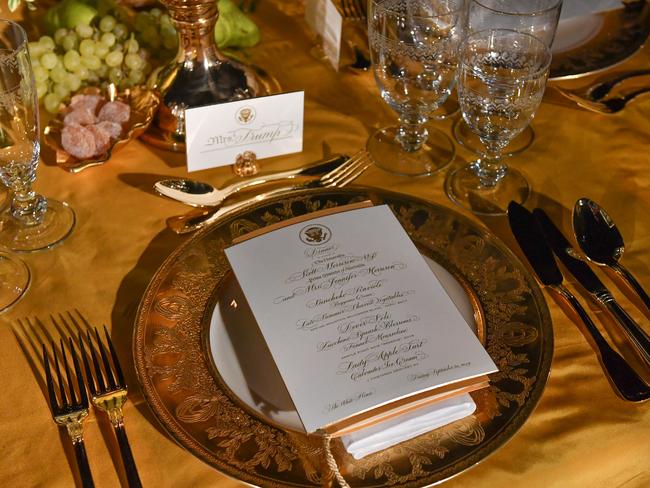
left=340, top=394, right=477, bottom=459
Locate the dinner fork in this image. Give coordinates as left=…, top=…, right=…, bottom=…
left=77, top=325, right=142, bottom=488
left=554, top=86, right=650, bottom=114
left=167, top=150, right=373, bottom=234
left=43, top=338, right=95, bottom=488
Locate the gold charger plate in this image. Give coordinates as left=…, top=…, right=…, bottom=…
left=550, top=2, right=650, bottom=80
left=133, top=187, right=553, bottom=487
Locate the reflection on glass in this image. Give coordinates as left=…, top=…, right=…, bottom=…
left=454, top=0, right=562, bottom=156
left=367, top=0, right=465, bottom=177
left=0, top=20, right=75, bottom=252
left=445, top=29, right=551, bottom=215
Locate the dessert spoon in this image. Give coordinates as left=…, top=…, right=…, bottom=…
left=573, top=198, right=650, bottom=312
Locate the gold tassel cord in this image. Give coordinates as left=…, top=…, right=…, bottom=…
left=318, top=430, right=351, bottom=488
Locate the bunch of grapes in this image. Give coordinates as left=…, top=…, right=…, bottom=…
left=133, top=8, right=178, bottom=62
left=28, top=15, right=154, bottom=114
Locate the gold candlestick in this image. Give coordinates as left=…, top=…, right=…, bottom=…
left=142, top=0, right=277, bottom=152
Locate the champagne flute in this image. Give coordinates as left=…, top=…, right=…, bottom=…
left=367, top=0, right=465, bottom=177
left=453, top=0, right=562, bottom=157
left=445, top=29, right=551, bottom=214
left=0, top=20, right=75, bottom=252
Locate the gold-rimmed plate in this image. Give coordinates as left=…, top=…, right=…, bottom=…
left=133, top=187, right=553, bottom=487
left=550, top=2, right=650, bottom=80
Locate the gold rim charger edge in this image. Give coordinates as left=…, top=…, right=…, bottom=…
left=133, top=187, right=553, bottom=487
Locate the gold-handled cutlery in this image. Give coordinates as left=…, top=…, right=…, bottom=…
left=533, top=209, right=650, bottom=369
left=166, top=150, right=373, bottom=234
left=72, top=318, right=143, bottom=488
left=43, top=337, right=95, bottom=488
left=507, top=202, right=650, bottom=402
left=573, top=198, right=650, bottom=317
left=553, top=85, right=650, bottom=114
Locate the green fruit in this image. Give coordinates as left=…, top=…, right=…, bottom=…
left=214, top=0, right=260, bottom=48
left=60, top=0, right=98, bottom=30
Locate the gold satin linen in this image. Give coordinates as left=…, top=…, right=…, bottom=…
left=1, top=1, right=649, bottom=486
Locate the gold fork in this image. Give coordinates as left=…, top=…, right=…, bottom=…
left=167, top=150, right=373, bottom=234
left=66, top=312, right=142, bottom=488
left=43, top=337, right=95, bottom=488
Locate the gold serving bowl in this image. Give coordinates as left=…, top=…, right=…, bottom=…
left=43, top=84, right=160, bottom=173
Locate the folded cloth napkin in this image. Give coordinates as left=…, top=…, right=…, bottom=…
left=340, top=394, right=477, bottom=459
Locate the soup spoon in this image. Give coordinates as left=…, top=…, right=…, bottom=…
left=573, top=198, right=650, bottom=312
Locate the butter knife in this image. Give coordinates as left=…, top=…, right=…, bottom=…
left=508, top=202, right=650, bottom=402
left=533, top=208, right=650, bottom=369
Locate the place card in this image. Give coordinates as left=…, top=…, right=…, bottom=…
left=184, top=91, right=304, bottom=172
left=305, top=0, right=343, bottom=70
left=225, top=204, right=498, bottom=435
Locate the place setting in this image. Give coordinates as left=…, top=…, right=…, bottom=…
left=1, top=0, right=649, bottom=487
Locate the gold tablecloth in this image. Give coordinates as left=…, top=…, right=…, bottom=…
left=1, top=1, right=649, bottom=487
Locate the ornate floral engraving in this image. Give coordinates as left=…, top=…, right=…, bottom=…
left=135, top=189, right=553, bottom=487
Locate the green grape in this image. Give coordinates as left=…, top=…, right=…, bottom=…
left=108, top=67, right=124, bottom=85
left=53, top=82, right=70, bottom=99
left=54, top=28, right=68, bottom=45
left=75, top=65, right=90, bottom=80
left=125, top=37, right=139, bottom=54
left=150, top=8, right=162, bottom=18
left=99, top=15, right=116, bottom=33
left=124, top=53, right=143, bottom=70
left=113, top=43, right=123, bottom=53
left=100, top=32, right=116, bottom=48
left=61, top=34, right=77, bottom=52
left=79, top=39, right=95, bottom=57
left=65, top=73, right=82, bottom=92
left=75, top=24, right=94, bottom=39
left=50, top=65, right=67, bottom=84
left=96, top=64, right=109, bottom=78
left=81, top=55, right=101, bottom=70
left=31, top=56, right=41, bottom=67
left=94, top=43, right=109, bottom=59
left=128, top=69, right=144, bottom=85
left=63, top=50, right=81, bottom=71
left=105, top=51, right=123, bottom=67
left=39, top=36, right=55, bottom=50
left=160, top=14, right=172, bottom=27
left=33, top=65, right=48, bottom=83
left=44, top=93, right=61, bottom=114
left=36, top=81, right=49, bottom=99
left=134, top=12, right=153, bottom=32
left=114, top=23, right=128, bottom=40
left=28, top=41, right=45, bottom=58
left=40, top=52, right=58, bottom=70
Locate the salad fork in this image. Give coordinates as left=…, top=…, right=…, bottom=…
left=43, top=338, right=95, bottom=488
left=77, top=325, right=142, bottom=488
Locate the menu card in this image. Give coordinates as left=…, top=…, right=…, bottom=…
left=225, top=204, right=498, bottom=434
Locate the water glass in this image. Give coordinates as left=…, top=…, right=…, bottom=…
left=367, top=0, right=465, bottom=177
left=0, top=20, right=75, bottom=252
left=445, top=29, right=551, bottom=214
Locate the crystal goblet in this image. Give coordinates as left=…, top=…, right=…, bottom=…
left=0, top=20, right=75, bottom=252
left=367, top=0, right=465, bottom=177
left=445, top=29, right=551, bottom=215
left=454, top=0, right=562, bottom=156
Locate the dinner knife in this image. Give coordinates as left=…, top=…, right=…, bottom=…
left=533, top=208, right=650, bottom=369
left=507, top=202, right=650, bottom=402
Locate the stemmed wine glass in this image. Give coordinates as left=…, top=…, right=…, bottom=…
left=367, top=0, right=465, bottom=177
left=0, top=187, right=29, bottom=312
left=0, top=20, right=75, bottom=252
left=453, top=0, right=562, bottom=157
left=445, top=29, right=551, bottom=214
